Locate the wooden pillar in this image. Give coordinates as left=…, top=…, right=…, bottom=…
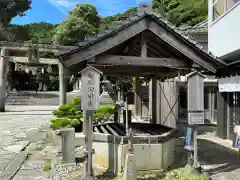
left=59, top=62, right=67, bottom=105
left=134, top=32, right=147, bottom=117
left=0, top=48, right=7, bottom=112
left=217, top=92, right=228, bottom=139
left=134, top=77, right=142, bottom=116
left=226, top=92, right=231, bottom=139
left=212, top=89, right=216, bottom=122
left=208, top=88, right=212, bottom=122
left=149, top=77, right=157, bottom=124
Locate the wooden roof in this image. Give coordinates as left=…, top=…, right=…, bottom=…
left=59, top=12, right=226, bottom=76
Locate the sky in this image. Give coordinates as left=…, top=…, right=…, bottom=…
left=11, top=0, right=150, bottom=25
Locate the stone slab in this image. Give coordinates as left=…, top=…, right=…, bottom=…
left=0, top=150, right=29, bottom=180
left=3, top=141, right=29, bottom=153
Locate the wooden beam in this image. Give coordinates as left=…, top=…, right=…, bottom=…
left=8, top=56, right=59, bottom=65
left=148, top=20, right=217, bottom=73
left=93, top=65, right=169, bottom=74
left=95, top=55, right=189, bottom=69
left=141, top=32, right=147, bottom=57
left=123, top=36, right=140, bottom=55
left=147, top=39, right=172, bottom=58
left=0, top=42, right=76, bottom=53
left=64, top=18, right=149, bottom=67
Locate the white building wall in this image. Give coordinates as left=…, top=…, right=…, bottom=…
left=208, top=1, right=240, bottom=57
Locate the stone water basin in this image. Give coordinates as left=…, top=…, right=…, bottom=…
left=75, top=123, right=177, bottom=173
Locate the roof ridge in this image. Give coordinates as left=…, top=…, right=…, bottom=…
left=61, top=11, right=226, bottom=67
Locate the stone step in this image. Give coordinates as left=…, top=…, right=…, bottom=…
left=6, top=92, right=59, bottom=106
left=5, top=91, right=80, bottom=106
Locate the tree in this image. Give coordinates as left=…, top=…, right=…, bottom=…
left=53, top=3, right=100, bottom=45
left=152, top=0, right=208, bottom=26
left=100, top=7, right=137, bottom=30
left=0, top=0, right=31, bottom=26
left=23, top=22, right=57, bottom=43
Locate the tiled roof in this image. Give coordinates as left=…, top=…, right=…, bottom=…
left=60, top=11, right=225, bottom=67
left=179, top=20, right=208, bottom=34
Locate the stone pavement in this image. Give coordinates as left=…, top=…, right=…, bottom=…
left=174, top=126, right=240, bottom=180
left=2, top=106, right=240, bottom=180
left=0, top=105, right=58, bottom=180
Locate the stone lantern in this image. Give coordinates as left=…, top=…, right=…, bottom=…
left=99, top=76, right=114, bottom=105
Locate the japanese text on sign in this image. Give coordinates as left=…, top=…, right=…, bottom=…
left=88, top=87, right=94, bottom=108
left=81, top=66, right=101, bottom=111
left=87, top=72, right=95, bottom=108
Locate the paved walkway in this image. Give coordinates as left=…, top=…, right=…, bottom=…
left=0, top=105, right=57, bottom=180
left=175, top=126, right=240, bottom=180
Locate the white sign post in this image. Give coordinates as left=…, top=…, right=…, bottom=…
left=187, top=71, right=205, bottom=170
left=81, top=65, right=102, bottom=179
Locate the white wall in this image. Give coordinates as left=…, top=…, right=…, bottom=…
left=208, top=3, right=240, bottom=57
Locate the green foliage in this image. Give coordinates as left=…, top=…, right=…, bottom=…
left=165, top=168, right=209, bottom=180
left=0, top=0, right=31, bottom=26
left=42, top=159, right=52, bottom=172
left=0, top=22, right=56, bottom=42
left=23, top=22, right=57, bottom=43
left=50, top=118, right=80, bottom=130
left=50, top=97, right=115, bottom=129
left=53, top=97, right=82, bottom=120
left=94, top=104, right=115, bottom=123
left=53, top=3, right=100, bottom=45
left=2, top=1, right=208, bottom=45
left=152, top=0, right=208, bottom=26
left=100, top=7, right=137, bottom=30
left=50, top=97, right=82, bottom=130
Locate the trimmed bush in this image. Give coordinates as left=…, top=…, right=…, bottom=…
left=50, top=97, right=83, bottom=130
left=94, top=104, right=115, bottom=124
left=50, top=118, right=81, bottom=130
left=50, top=97, right=115, bottom=130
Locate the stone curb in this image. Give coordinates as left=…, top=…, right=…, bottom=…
left=0, top=150, right=29, bottom=180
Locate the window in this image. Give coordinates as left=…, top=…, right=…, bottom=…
left=213, top=0, right=225, bottom=20
left=227, top=0, right=240, bottom=10
left=212, top=0, right=240, bottom=21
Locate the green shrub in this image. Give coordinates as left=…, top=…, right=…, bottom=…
left=94, top=104, right=115, bottom=124
left=50, top=97, right=115, bottom=129
left=51, top=97, right=83, bottom=130
left=165, top=168, right=209, bottom=180
left=53, top=97, right=83, bottom=120
left=50, top=118, right=81, bottom=130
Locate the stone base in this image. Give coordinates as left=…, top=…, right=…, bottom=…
left=92, top=139, right=175, bottom=173
left=184, top=164, right=209, bottom=177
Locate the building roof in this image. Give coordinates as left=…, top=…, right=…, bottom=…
left=179, top=20, right=208, bottom=34
left=59, top=12, right=225, bottom=69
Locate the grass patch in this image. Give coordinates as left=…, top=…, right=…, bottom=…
left=42, top=159, right=52, bottom=172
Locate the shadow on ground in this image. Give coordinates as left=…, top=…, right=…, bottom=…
left=174, top=135, right=240, bottom=177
